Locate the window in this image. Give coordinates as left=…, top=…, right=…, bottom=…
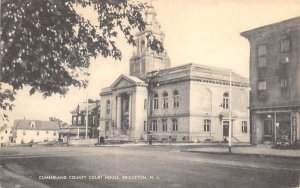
left=172, top=119, right=178, bottom=131
left=37, top=131, right=39, bottom=136
left=163, top=92, right=168, bottom=109
left=152, top=120, right=157, bottom=131
left=72, top=116, right=77, bottom=124
left=5, top=130, right=7, bottom=134
left=78, top=116, right=82, bottom=124
left=280, top=38, right=290, bottom=52
left=46, top=131, right=49, bottom=134
left=162, top=119, right=168, bottom=132
left=23, top=131, right=26, bottom=136
left=280, top=38, right=290, bottom=64
left=1, top=136, right=3, bottom=140
left=93, top=116, right=96, bottom=125
left=242, top=121, right=247, bottom=133
left=106, top=100, right=111, bottom=114
left=204, top=119, right=211, bottom=132
left=54, top=132, right=57, bottom=136
left=140, top=39, right=145, bottom=53
left=153, top=93, right=159, bottom=109
left=257, top=80, right=266, bottom=90
left=144, top=99, right=147, bottom=109
left=30, top=121, right=35, bottom=128
left=257, top=81, right=267, bottom=100
left=257, top=44, right=267, bottom=67
left=280, top=78, right=288, bottom=89
left=105, top=121, right=109, bottom=131
left=173, top=90, right=179, bottom=108
left=222, top=93, right=229, bottom=109
left=144, top=121, right=147, bottom=132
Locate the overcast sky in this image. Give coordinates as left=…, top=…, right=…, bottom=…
left=3, top=0, right=300, bottom=125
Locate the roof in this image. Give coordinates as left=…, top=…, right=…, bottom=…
left=110, top=74, right=145, bottom=88
left=71, top=102, right=100, bottom=114
left=154, top=63, right=248, bottom=84
left=13, top=120, right=60, bottom=130
left=241, top=16, right=300, bottom=39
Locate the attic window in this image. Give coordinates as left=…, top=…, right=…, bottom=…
left=30, top=121, right=36, bottom=128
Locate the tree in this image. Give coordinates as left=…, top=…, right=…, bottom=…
left=0, top=0, right=163, bottom=121
left=49, top=116, right=68, bottom=127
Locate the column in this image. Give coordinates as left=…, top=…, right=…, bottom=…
left=116, top=95, right=121, bottom=136
left=128, top=93, right=132, bottom=136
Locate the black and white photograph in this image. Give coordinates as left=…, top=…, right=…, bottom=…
left=0, top=0, right=300, bottom=187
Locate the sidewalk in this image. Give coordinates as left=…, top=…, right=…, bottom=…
left=184, top=144, right=300, bottom=158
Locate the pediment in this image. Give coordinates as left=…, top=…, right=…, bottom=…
left=111, top=75, right=144, bottom=89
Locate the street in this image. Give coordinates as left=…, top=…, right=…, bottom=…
left=0, top=146, right=299, bottom=188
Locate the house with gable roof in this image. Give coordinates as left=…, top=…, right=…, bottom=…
left=12, top=120, right=60, bottom=144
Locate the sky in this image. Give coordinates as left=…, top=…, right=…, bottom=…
left=2, top=0, right=300, bottom=125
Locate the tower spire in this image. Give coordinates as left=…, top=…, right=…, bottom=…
left=129, top=2, right=170, bottom=80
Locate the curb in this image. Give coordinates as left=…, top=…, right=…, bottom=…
left=182, top=149, right=300, bottom=159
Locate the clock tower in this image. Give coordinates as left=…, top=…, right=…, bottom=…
left=129, top=3, right=170, bottom=80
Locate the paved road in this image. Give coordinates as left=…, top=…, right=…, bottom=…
left=0, top=146, right=299, bottom=188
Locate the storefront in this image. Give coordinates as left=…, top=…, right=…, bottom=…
left=251, top=109, right=299, bottom=145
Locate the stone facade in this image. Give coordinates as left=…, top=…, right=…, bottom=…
left=99, top=4, right=250, bottom=143
left=241, top=17, right=300, bottom=144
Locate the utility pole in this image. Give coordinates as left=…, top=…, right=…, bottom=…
left=229, top=71, right=232, bottom=153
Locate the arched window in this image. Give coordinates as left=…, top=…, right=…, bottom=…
left=173, top=90, right=179, bottom=108
left=163, top=92, right=168, bottom=109
left=222, top=93, right=229, bottom=109
left=153, top=93, right=159, bottom=109
left=106, top=100, right=111, bottom=114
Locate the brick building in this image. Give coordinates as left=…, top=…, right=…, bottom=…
left=241, top=17, right=300, bottom=144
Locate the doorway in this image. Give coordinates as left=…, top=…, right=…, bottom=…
left=263, top=119, right=273, bottom=143
left=223, top=121, right=229, bottom=137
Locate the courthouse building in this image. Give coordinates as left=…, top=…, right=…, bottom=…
left=241, top=17, right=300, bottom=144
left=99, top=4, right=250, bottom=142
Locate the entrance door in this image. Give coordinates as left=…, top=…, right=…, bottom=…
left=263, top=119, right=273, bottom=142
left=223, top=121, right=229, bottom=137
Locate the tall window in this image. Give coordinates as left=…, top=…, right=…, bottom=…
left=173, top=90, right=179, bottom=108
left=140, top=39, right=145, bottom=53
left=162, top=119, right=168, bottom=132
left=241, top=121, right=247, bottom=133
left=105, top=121, right=109, bottom=131
left=257, top=44, right=267, bottom=67
left=280, top=38, right=290, bottom=64
left=152, top=120, right=157, bottom=131
left=153, top=93, right=159, bottom=109
left=78, top=116, right=82, bottom=124
left=163, top=92, right=168, bottom=109
left=172, top=119, right=178, bottom=131
left=106, top=100, right=111, bottom=114
left=204, top=119, right=211, bottom=132
left=222, top=93, right=229, bottom=109
left=257, top=80, right=267, bottom=100
left=72, top=116, right=77, bottom=124
left=92, top=116, right=96, bottom=125
left=144, top=99, right=147, bottom=109
left=144, top=121, right=147, bottom=132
